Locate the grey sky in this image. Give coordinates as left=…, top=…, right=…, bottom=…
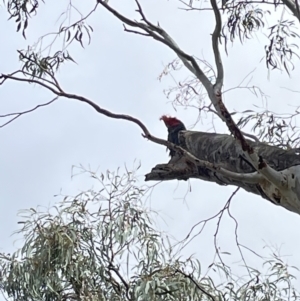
left=1, top=0, right=300, bottom=291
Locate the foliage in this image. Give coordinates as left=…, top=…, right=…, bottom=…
left=235, top=107, right=300, bottom=148
left=4, top=0, right=300, bottom=78
left=0, top=168, right=299, bottom=300
left=265, top=20, right=300, bottom=74
left=6, top=0, right=39, bottom=39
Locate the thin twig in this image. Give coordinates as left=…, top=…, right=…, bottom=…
left=0, top=97, right=58, bottom=128
left=227, top=199, right=252, bottom=277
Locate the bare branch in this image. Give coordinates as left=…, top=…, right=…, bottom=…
left=123, top=25, right=150, bottom=36
left=97, top=0, right=213, bottom=91
left=226, top=193, right=252, bottom=276
left=0, top=73, right=203, bottom=171
left=0, top=97, right=58, bottom=128
left=175, top=188, right=240, bottom=257
left=210, top=0, right=224, bottom=90
left=0, top=73, right=61, bottom=95
left=213, top=187, right=240, bottom=274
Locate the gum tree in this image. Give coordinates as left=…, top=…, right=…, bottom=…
left=0, top=168, right=299, bottom=300
left=1, top=1, right=300, bottom=298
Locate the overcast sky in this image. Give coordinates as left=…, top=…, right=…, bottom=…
left=1, top=0, right=300, bottom=292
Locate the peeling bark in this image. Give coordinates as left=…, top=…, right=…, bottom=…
left=145, top=131, right=300, bottom=214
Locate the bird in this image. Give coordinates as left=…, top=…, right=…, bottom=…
left=160, top=115, right=186, bottom=157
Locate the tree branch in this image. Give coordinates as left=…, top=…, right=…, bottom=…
left=0, top=73, right=61, bottom=95
left=281, top=0, right=300, bottom=22
left=175, top=269, right=217, bottom=301
left=97, top=0, right=213, bottom=91
left=0, top=97, right=58, bottom=128
left=210, top=0, right=224, bottom=90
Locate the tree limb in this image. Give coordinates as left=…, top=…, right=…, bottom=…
left=210, top=0, right=224, bottom=90
left=175, top=269, right=217, bottom=301
left=146, top=131, right=300, bottom=215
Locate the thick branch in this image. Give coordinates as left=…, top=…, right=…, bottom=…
left=146, top=131, right=300, bottom=215
left=0, top=73, right=150, bottom=134
left=210, top=0, right=224, bottom=90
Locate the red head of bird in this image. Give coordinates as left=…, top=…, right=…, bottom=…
left=160, top=115, right=183, bottom=129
